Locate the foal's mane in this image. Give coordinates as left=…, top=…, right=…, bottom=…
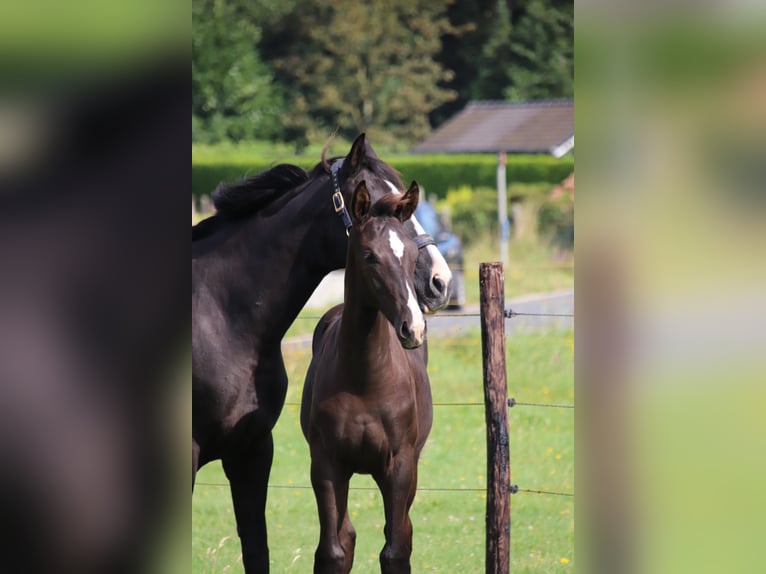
left=370, top=193, right=403, bottom=218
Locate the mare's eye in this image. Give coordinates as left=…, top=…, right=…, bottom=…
left=362, top=250, right=378, bottom=264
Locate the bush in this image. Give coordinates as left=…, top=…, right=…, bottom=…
left=439, top=186, right=498, bottom=245
left=440, top=183, right=554, bottom=246
left=538, top=194, right=574, bottom=251
left=393, top=154, right=573, bottom=200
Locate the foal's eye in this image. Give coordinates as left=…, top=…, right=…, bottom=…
left=362, top=250, right=378, bottom=264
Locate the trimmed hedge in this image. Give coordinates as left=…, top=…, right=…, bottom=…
left=391, top=155, right=573, bottom=200
left=192, top=153, right=574, bottom=200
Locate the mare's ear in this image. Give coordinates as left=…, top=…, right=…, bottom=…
left=347, top=133, right=367, bottom=174
left=364, top=138, right=379, bottom=159
left=396, top=181, right=420, bottom=222
left=351, top=180, right=371, bottom=222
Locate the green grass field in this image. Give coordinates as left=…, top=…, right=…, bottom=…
left=193, top=327, right=574, bottom=573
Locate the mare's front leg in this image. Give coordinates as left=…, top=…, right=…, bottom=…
left=375, top=451, right=418, bottom=574
left=310, top=454, right=354, bottom=574
left=223, top=432, right=274, bottom=574
left=192, top=437, right=200, bottom=490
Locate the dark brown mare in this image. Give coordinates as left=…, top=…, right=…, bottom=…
left=301, top=181, right=432, bottom=574
left=192, top=134, right=451, bottom=572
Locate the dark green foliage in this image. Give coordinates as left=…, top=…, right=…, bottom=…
left=431, top=0, right=573, bottom=126
left=192, top=0, right=285, bottom=143
left=260, top=0, right=457, bottom=145
left=192, top=0, right=574, bottom=145
left=503, top=0, right=574, bottom=101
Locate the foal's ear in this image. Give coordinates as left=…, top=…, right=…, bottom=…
left=396, top=181, right=420, bottom=222
left=351, top=180, right=371, bottom=222
left=348, top=133, right=367, bottom=174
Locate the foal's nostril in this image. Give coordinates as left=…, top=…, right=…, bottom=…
left=399, top=321, right=412, bottom=341
left=432, top=276, right=446, bottom=295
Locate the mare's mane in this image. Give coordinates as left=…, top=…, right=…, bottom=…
left=213, top=163, right=311, bottom=219
left=192, top=162, right=318, bottom=242
left=192, top=151, right=403, bottom=243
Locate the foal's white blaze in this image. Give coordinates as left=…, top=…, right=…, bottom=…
left=385, top=180, right=454, bottom=302
left=406, top=283, right=426, bottom=342
left=388, top=229, right=404, bottom=263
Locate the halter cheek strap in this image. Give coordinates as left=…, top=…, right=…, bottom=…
left=330, top=159, right=436, bottom=250
left=330, top=159, right=353, bottom=236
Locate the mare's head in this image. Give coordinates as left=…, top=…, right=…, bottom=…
left=334, top=134, right=453, bottom=313
left=348, top=179, right=425, bottom=349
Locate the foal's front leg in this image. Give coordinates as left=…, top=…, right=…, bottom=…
left=311, top=457, right=354, bottom=574
left=376, top=452, right=417, bottom=574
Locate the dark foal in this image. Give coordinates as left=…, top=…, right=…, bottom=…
left=301, top=181, right=433, bottom=574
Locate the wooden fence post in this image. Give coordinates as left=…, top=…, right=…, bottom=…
left=480, top=262, right=510, bottom=574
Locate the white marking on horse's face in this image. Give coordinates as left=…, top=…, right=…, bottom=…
left=406, top=283, right=425, bottom=342
left=385, top=180, right=453, bottom=286
left=388, top=229, right=404, bottom=263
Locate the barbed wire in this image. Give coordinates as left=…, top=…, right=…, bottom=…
left=284, top=399, right=573, bottom=409
left=290, top=308, right=574, bottom=321
left=505, top=309, right=574, bottom=318
left=508, top=398, right=574, bottom=410
left=196, top=482, right=573, bottom=498
left=510, top=485, right=574, bottom=497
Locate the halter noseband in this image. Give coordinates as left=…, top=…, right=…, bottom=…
left=330, top=159, right=436, bottom=250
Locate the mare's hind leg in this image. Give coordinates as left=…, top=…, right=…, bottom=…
left=310, top=457, right=353, bottom=574
left=223, top=433, right=274, bottom=574
left=375, top=453, right=417, bottom=574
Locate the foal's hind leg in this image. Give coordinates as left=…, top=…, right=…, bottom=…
left=375, top=453, right=417, bottom=574
left=339, top=508, right=357, bottom=573
left=223, top=433, right=274, bottom=574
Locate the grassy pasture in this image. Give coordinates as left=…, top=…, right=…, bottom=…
left=192, top=327, right=574, bottom=573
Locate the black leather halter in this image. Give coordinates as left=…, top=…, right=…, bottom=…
left=330, top=159, right=353, bottom=236
left=413, top=233, right=436, bottom=250
left=330, top=159, right=436, bottom=250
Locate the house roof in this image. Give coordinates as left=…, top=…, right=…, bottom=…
left=413, top=100, right=574, bottom=156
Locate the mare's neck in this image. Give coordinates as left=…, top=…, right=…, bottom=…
left=240, top=187, right=342, bottom=341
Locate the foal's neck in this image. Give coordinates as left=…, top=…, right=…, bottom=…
left=339, top=265, right=401, bottom=375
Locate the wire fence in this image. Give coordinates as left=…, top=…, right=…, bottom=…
left=194, top=297, right=574, bottom=570
left=274, top=306, right=575, bottom=502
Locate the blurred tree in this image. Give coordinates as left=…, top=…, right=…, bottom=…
left=191, top=0, right=573, bottom=144
left=432, top=0, right=573, bottom=127
left=261, top=0, right=456, bottom=146
left=503, top=0, right=573, bottom=101
left=192, top=0, right=285, bottom=143
left=429, top=0, right=501, bottom=126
